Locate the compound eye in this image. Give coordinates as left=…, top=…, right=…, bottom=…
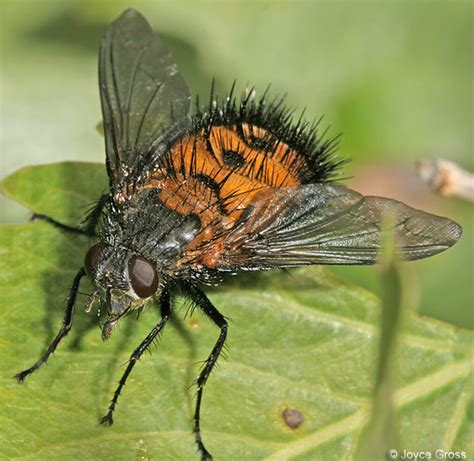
left=129, top=256, right=158, bottom=298
left=84, top=243, right=107, bottom=276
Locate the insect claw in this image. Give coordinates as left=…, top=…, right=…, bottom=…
left=100, top=413, right=114, bottom=426
left=196, top=437, right=213, bottom=461
left=13, top=370, right=29, bottom=383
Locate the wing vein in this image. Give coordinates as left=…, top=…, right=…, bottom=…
left=134, top=78, right=163, bottom=151
left=125, top=47, right=147, bottom=152
left=109, top=27, right=124, bottom=151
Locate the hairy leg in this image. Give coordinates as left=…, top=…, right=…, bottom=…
left=32, top=213, right=88, bottom=235
left=14, top=267, right=86, bottom=382
left=181, top=283, right=228, bottom=461
left=32, top=193, right=108, bottom=236
left=100, top=287, right=172, bottom=425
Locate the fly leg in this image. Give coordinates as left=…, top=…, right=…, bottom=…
left=32, top=193, right=108, bottom=236
left=14, top=267, right=86, bottom=382
left=32, top=213, right=89, bottom=235
left=182, top=283, right=228, bottom=461
left=100, top=287, right=172, bottom=425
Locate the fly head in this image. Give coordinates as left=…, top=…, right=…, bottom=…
left=83, top=242, right=160, bottom=340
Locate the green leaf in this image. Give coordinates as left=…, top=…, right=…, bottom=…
left=0, top=162, right=107, bottom=225
left=0, top=163, right=472, bottom=461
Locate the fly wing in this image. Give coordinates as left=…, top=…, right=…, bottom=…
left=99, top=9, right=191, bottom=183
left=217, top=184, right=462, bottom=268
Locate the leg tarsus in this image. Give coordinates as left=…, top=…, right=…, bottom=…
left=14, top=368, right=35, bottom=383
left=13, top=267, right=85, bottom=383
left=181, top=283, right=228, bottom=461
left=194, top=390, right=215, bottom=460
left=100, top=288, right=172, bottom=425
left=100, top=412, right=114, bottom=426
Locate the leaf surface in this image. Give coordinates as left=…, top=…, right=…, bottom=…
left=0, top=163, right=472, bottom=460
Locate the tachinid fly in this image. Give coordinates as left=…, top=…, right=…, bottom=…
left=15, top=9, right=462, bottom=461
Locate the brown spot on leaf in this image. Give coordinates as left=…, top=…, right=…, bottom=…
left=282, top=407, right=304, bottom=429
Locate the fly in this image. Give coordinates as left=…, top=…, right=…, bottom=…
left=15, top=9, right=462, bottom=461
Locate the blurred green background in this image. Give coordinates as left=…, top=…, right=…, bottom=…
left=1, top=0, right=472, bottom=327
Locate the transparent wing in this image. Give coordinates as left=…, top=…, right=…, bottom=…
left=218, top=184, right=462, bottom=268
left=99, top=9, right=191, bottom=182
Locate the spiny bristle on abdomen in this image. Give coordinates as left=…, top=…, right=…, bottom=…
left=185, top=83, right=347, bottom=185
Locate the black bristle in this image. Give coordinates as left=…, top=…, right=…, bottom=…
left=190, top=84, right=345, bottom=184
